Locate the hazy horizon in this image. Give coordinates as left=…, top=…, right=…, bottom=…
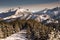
left=0, top=0, right=60, bottom=12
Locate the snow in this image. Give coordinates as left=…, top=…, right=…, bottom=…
left=43, top=10, right=47, bottom=13
left=54, top=11, right=58, bottom=15
left=48, top=30, right=60, bottom=40
left=26, top=15, right=32, bottom=20
left=0, top=30, right=28, bottom=40
left=0, top=29, right=60, bottom=40
left=3, top=8, right=31, bottom=20
left=15, top=9, right=29, bottom=15
left=35, top=14, right=50, bottom=22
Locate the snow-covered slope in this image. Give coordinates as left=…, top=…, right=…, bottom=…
left=0, top=30, right=28, bottom=40
left=0, top=7, right=59, bottom=24
left=33, top=7, right=60, bottom=19
left=3, top=8, right=31, bottom=20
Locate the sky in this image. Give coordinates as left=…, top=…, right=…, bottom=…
left=0, top=0, right=60, bottom=12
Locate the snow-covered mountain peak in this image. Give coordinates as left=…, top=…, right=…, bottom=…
left=15, top=8, right=31, bottom=15
left=17, top=9, right=29, bottom=12
left=0, top=7, right=60, bottom=24
left=3, top=8, right=32, bottom=20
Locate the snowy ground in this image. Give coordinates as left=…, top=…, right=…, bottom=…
left=0, top=29, right=60, bottom=40
left=0, top=30, right=28, bottom=40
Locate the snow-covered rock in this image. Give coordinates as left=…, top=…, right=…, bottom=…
left=0, top=7, right=60, bottom=24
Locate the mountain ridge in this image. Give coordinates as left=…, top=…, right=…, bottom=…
left=0, top=7, right=60, bottom=24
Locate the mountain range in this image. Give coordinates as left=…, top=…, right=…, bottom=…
left=0, top=7, right=60, bottom=24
